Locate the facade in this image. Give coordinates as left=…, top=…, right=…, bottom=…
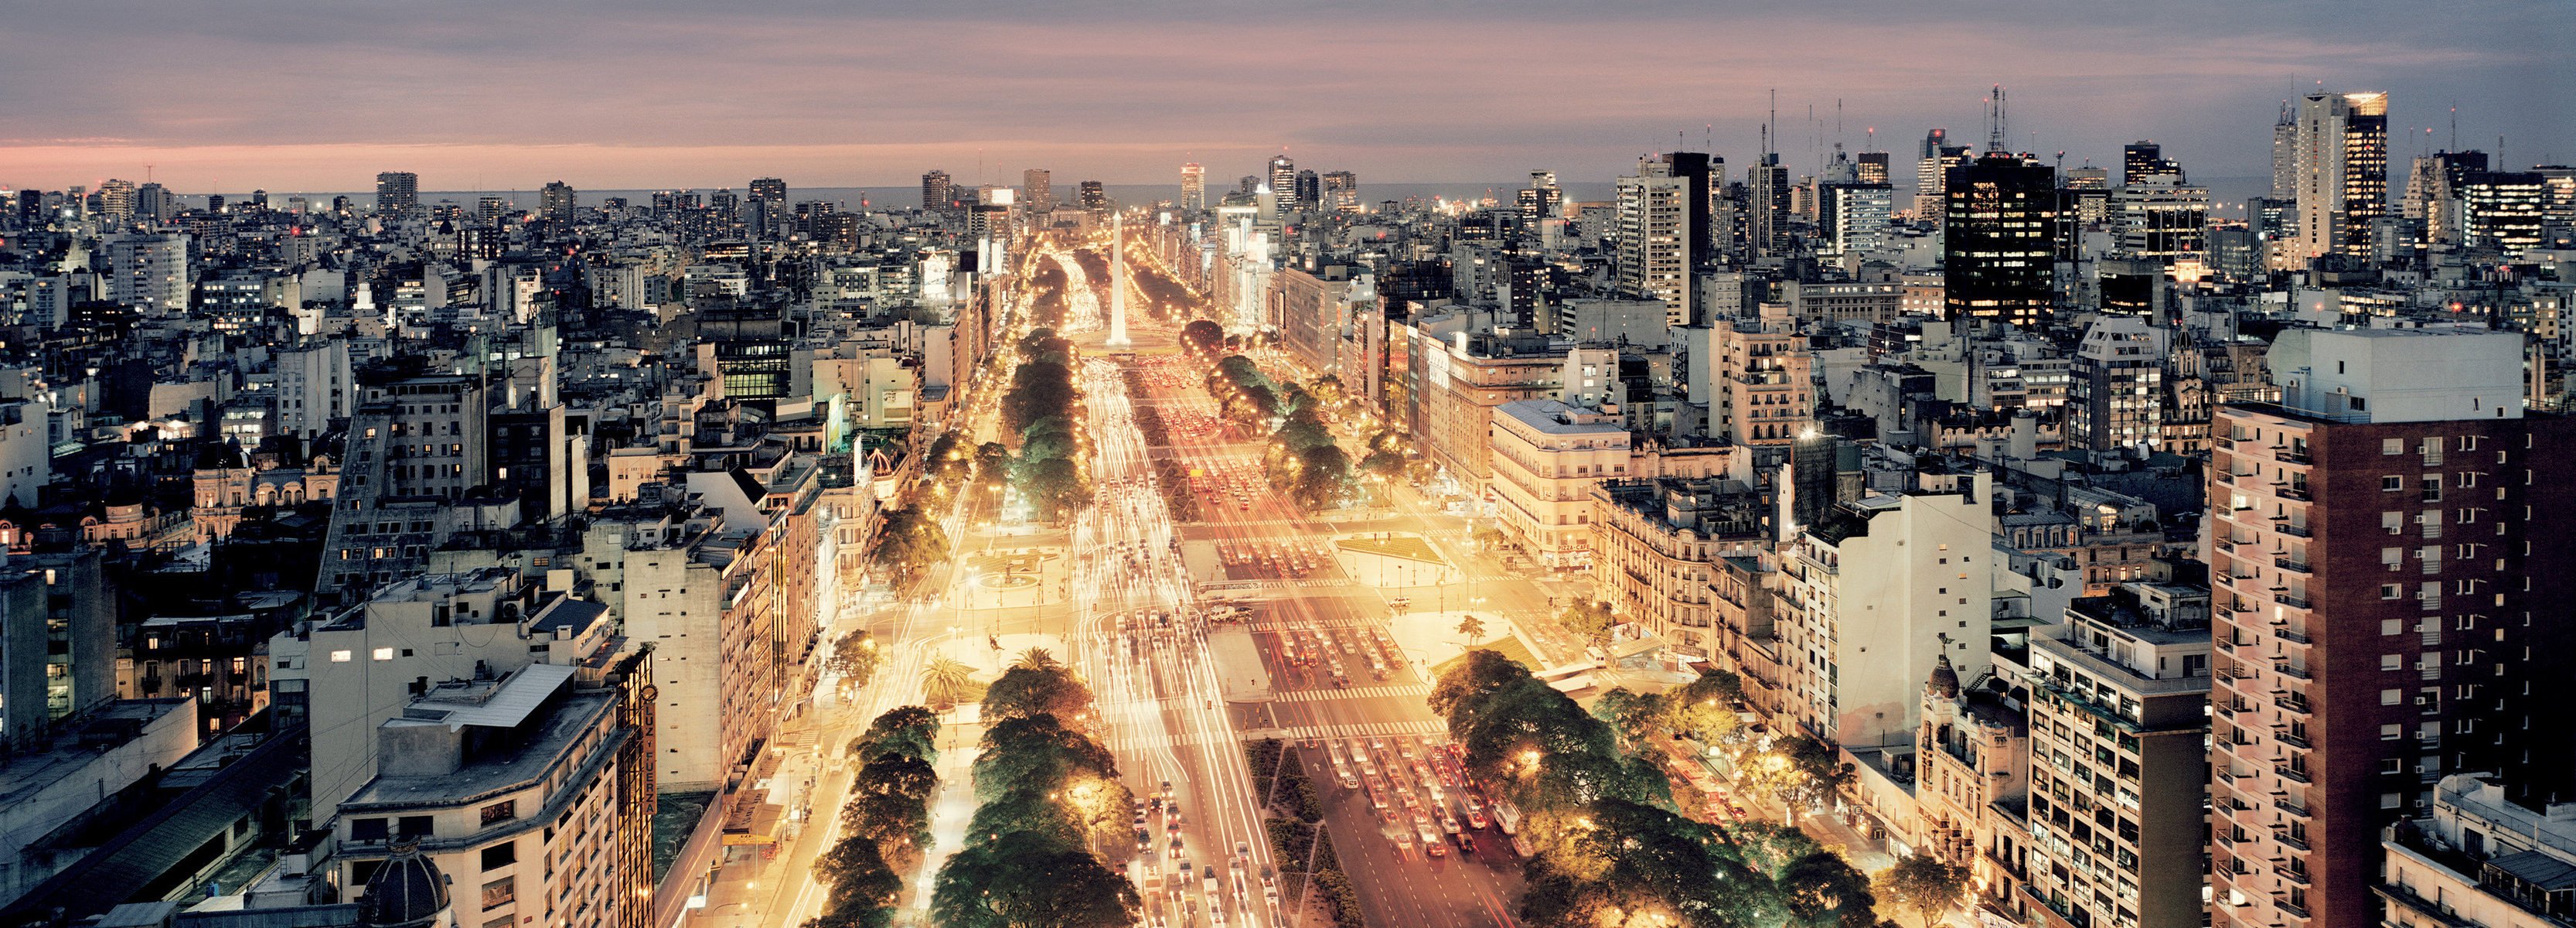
left=1615, top=160, right=1692, bottom=323
left=1709, top=312, right=1815, bottom=447
left=1021, top=169, right=1054, bottom=213
left=1944, top=153, right=2059, bottom=326
left=1779, top=470, right=1996, bottom=750
left=1268, top=155, right=1297, bottom=216
left=104, top=233, right=190, bottom=313
left=2207, top=329, right=2576, bottom=928
left=1587, top=476, right=1765, bottom=658
left=377, top=172, right=419, bottom=212
left=2067, top=318, right=2168, bottom=453
left=2381, top=774, right=2576, bottom=928
left=1489, top=399, right=1631, bottom=568
left=1180, top=162, right=1205, bottom=211
left=2291, top=90, right=2390, bottom=261
left=1914, top=657, right=2030, bottom=913
left=2023, top=583, right=2211, bottom=928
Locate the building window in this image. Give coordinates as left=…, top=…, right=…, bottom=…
left=482, top=843, right=516, bottom=871
left=480, top=800, right=518, bottom=826
left=2381, top=688, right=2402, bottom=705
left=350, top=817, right=389, bottom=842
left=371, top=647, right=394, bottom=661
left=330, top=650, right=353, bottom=663
left=480, top=878, right=515, bottom=911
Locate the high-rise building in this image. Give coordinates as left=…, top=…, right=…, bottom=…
left=2291, top=90, right=2389, bottom=260
left=2458, top=169, right=2547, bottom=253
left=1180, top=162, right=1205, bottom=210
left=1917, top=129, right=1970, bottom=218
left=133, top=182, right=173, bottom=223
left=1944, top=152, right=2058, bottom=326
left=104, top=232, right=190, bottom=313
left=1268, top=154, right=1297, bottom=217
left=1321, top=171, right=1359, bottom=213
left=1518, top=170, right=1563, bottom=224
left=1023, top=168, right=1054, bottom=212
left=1821, top=179, right=1895, bottom=256
left=748, top=176, right=785, bottom=203
left=2207, top=328, right=2576, bottom=928
left=2114, top=181, right=2211, bottom=264
left=1749, top=154, right=1791, bottom=258
left=2067, top=316, right=2167, bottom=452
left=2271, top=101, right=2299, bottom=199
left=1616, top=157, right=1692, bottom=323
left=538, top=180, right=576, bottom=225
left=1293, top=169, right=1320, bottom=214
left=2122, top=141, right=2184, bottom=186
left=97, top=179, right=136, bottom=220
left=374, top=172, right=418, bottom=212
left=921, top=169, right=953, bottom=213
left=1077, top=180, right=1108, bottom=211
left=1856, top=150, right=1891, bottom=186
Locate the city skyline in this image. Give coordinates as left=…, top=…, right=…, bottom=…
left=3, top=0, right=2570, bottom=191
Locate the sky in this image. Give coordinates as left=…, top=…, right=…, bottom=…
left=2, top=0, right=2570, bottom=196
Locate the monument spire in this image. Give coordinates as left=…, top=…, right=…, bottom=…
left=1106, top=210, right=1131, bottom=348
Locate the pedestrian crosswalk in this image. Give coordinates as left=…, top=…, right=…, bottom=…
left=1272, top=683, right=1433, bottom=704
left=1274, top=718, right=1450, bottom=741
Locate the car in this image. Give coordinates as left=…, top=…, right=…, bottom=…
left=1137, top=827, right=1153, bottom=850
left=1167, top=836, right=1185, bottom=858
left=1454, top=833, right=1477, bottom=855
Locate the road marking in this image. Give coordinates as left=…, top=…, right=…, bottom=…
left=1273, top=684, right=1433, bottom=704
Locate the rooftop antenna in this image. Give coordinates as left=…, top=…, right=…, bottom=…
left=1767, top=88, right=1777, bottom=158
left=2450, top=103, right=2458, bottom=151
left=1985, top=84, right=2009, bottom=154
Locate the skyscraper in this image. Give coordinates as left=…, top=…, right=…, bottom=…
left=1916, top=128, right=1968, bottom=218
left=1321, top=171, right=1359, bottom=213
left=2458, top=169, right=2547, bottom=253
left=2207, top=328, right=2576, bottom=928
left=921, top=169, right=953, bottom=213
left=1077, top=180, right=1107, bottom=211
left=1943, top=152, right=2058, bottom=326
left=1268, top=154, right=1297, bottom=217
left=748, top=176, right=786, bottom=203
left=1293, top=169, right=1320, bottom=214
left=1615, top=155, right=1692, bottom=325
left=2122, top=141, right=2183, bottom=186
left=539, top=181, right=576, bottom=225
left=375, top=172, right=418, bottom=212
left=1518, top=170, right=1563, bottom=224
left=1855, top=151, right=1891, bottom=186
left=2271, top=101, right=2299, bottom=199
left=97, top=178, right=136, bottom=220
left=2291, top=90, right=2389, bottom=261
left=1748, top=153, right=1791, bottom=259
left=1023, top=169, right=1054, bottom=212
left=1180, top=162, right=1205, bottom=211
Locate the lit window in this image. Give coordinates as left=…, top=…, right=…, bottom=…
left=330, top=650, right=353, bottom=663
left=372, top=647, right=395, bottom=661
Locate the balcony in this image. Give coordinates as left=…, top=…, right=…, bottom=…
left=2274, top=558, right=2312, bottom=575
left=2276, top=449, right=2312, bottom=466
left=2274, top=763, right=2312, bottom=784
left=2278, top=486, right=2312, bottom=501
left=2278, top=731, right=2312, bottom=749
left=2273, top=695, right=2312, bottom=716
left=2276, top=628, right=2310, bottom=645
left=2215, top=435, right=2237, bottom=449
left=2273, top=661, right=2312, bottom=680
left=2278, top=523, right=2312, bottom=538
left=2274, top=797, right=2312, bottom=818
left=2274, top=829, right=2311, bottom=851
left=2277, top=594, right=2312, bottom=610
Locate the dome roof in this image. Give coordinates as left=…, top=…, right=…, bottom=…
left=1927, top=653, right=1961, bottom=700
left=359, top=842, right=451, bottom=928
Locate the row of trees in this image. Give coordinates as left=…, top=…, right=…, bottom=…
left=1429, top=650, right=1889, bottom=928
left=868, top=431, right=1017, bottom=595
left=1199, top=354, right=1354, bottom=510
left=809, top=707, right=944, bottom=928
left=929, top=653, right=1141, bottom=928
left=1000, top=329, right=1092, bottom=521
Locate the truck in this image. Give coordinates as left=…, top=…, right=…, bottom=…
left=1492, top=798, right=1523, bottom=835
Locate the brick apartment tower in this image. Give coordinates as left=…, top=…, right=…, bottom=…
left=2208, top=328, right=2576, bottom=928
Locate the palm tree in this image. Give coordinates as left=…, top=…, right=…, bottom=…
left=919, top=657, right=976, bottom=710
left=1012, top=647, right=1061, bottom=672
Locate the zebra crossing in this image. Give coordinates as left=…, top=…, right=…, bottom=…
left=1272, top=683, right=1433, bottom=704
left=1274, top=718, right=1450, bottom=741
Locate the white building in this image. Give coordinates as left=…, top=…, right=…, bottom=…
left=2383, top=774, right=2576, bottom=928
left=275, top=339, right=355, bottom=438
left=104, top=233, right=190, bottom=313
left=1780, top=470, right=1995, bottom=749
left=1616, top=160, right=1692, bottom=324
left=1490, top=399, right=1632, bottom=568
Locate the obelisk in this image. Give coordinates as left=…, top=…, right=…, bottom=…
left=1106, top=210, right=1131, bottom=349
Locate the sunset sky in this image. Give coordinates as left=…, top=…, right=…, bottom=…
left=3, top=0, right=2568, bottom=193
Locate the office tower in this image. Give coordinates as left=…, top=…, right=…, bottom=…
left=1321, top=171, right=1359, bottom=213
left=2271, top=101, right=2299, bottom=198
left=1856, top=150, right=1890, bottom=186
left=1820, top=155, right=1895, bottom=257
left=2291, top=90, right=2389, bottom=260
left=2458, top=169, right=2546, bottom=253
left=1519, top=170, right=1563, bottom=224
left=2114, top=182, right=2211, bottom=264
left=2067, top=316, right=2167, bottom=452
left=2023, top=584, right=2213, bottom=928
left=2537, top=165, right=2576, bottom=246
left=538, top=180, right=575, bottom=225
left=1180, top=162, right=1205, bottom=210
left=2207, top=329, right=2576, bottom=928
left=2122, top=141, right=2183, bottom=186
left=2403, top=150, right=2485, bottom=248
left=104, top=232, right=190, bottom=312
left=1023, top=168, right=1054, bottom=212
left=1748, top=153, right=1791, bottom=258
left=1077, top=180, right=1107, bottom=211
left=374, top=171, right=418, bottom=212
left=475, top=195, right=509, bottom=227
left=134, top=182, right=173, bottom=223
left=1615, top=156, right=1692, bottom=323
left=1944, top=152, right=2059, bottom=326
left=97, top=178, right=136, bottom=220
left=1269, top=154, right=1297, bottom=216
left=921, top=169, right=952, bottom=213
left=204, top=193, right=224, bottom=214
left=748, top=176, right=785, bottom=203
left=1293, top=169, right=1321, bottom=214
left=1917, top=128, right=1970, bottom=218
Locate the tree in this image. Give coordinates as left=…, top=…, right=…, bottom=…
left=1875, top=855, right=1968, bottom=928
left=1456, top=613, right=1487, bottom=643
left=871, top=508, right=950, bottom=592
left=930, top=843, right=1139, bottom=928
left=1590, top=687, right=1666, bottom=747
left=1555, top=600, right=1620, bottom=647
left=1011, top=647, right=1061, bottom=672
left=826, top=630, right=883, bottom=688
left=1181, top=319, right=1224, bottom=355
left=981, top=665, right=1095, bottom=725
left=810, top=835, right=901, bottom=928
left=851, top=706, right=940, bottom=765
left=919, top=657, right=977, bottom=710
